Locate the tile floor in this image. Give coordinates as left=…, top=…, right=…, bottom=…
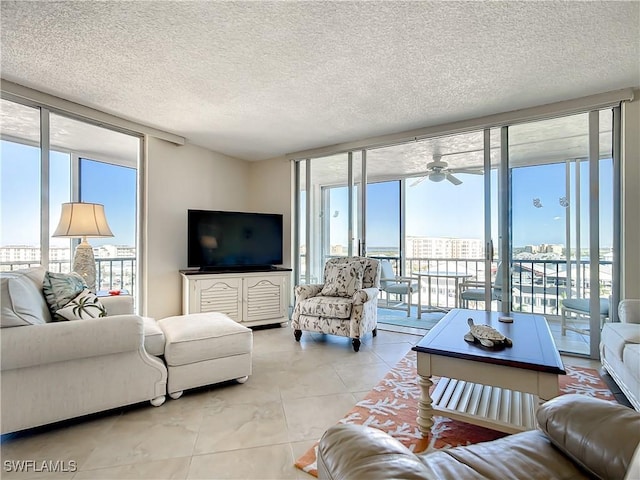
left=1, top=325, right=603, bottom=480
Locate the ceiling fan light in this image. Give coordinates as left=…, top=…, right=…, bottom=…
left=429, top=171, right=446, bottom=182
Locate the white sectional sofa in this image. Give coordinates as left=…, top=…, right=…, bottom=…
left=1, top=267, right=168, bottom=434
left=600, top=299, right=640, bottom=411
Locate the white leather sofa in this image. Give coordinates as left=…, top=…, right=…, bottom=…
left=601, top=299, right=640, bottom=411
left=1, top=267, right=168, bottom=434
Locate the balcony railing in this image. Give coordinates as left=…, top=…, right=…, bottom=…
left=5, top=254, right=610, bottom=315
left=0, top=257, right=136, bottom=292
left=352, top=255, right=612, bottom=316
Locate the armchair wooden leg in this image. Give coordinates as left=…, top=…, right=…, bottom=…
left=352, top=338, right=361, bottom=352
left=372, top=328, right=377, bottom=337
left=294, top=329, right=302, bottom=341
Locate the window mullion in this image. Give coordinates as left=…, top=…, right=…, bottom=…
left=40, top=107, right=50, bottom=267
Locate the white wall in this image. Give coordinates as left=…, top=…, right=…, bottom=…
left=622, top=95, right=640, bottom=299
left=143, top=137, right=251, bottom=319
left=247, top=156, right=293, bottom=268
left=141, top=96, right=638, bottom=318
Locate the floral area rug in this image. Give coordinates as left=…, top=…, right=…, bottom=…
left=294, top=350, right=614, bottom=477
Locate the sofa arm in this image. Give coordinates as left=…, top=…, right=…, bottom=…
left=295, top=284, right=323, bottom=302
left=317, top=423, right=437, bottom=480
left=1, top=315, right=145, bottom=371
left=537, top=394, right=640, bottom=480
left=619, top=299, right=640, bottom=324
left=100, top=295, right=134, bottom=316
left=353, top=287, right=380, bottom=305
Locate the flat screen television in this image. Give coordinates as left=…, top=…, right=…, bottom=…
left=188, top=209, right=283, bottom=271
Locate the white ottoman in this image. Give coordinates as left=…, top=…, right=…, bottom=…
left=157, top=312, right=252, bottom=399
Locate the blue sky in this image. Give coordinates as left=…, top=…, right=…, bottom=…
left=1, top=139, right=613, bottom=251
left=1, top=140, right=136, bottom=247
left=328, top=161, right=613, bottom=250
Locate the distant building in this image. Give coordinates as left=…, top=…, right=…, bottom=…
left=330, top=244, right=346, bottom=255
left=540, top=244, right=564, bottom=255
left=0, top=245, right=136, bottom=292
left=406, top=236, right=483, bottom=259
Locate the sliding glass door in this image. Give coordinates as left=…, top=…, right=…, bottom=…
left=293, top=106, right=619, bottom=359
left=507, top=110, right=615, bottom=357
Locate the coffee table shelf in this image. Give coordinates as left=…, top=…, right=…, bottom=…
left=431, top=378, right=537, bottom=434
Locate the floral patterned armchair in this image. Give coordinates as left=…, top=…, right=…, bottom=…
left=291, top=256, right=381, bottom=352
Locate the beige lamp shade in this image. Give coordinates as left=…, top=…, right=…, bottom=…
left=53, top=202, right=114, bottom=292
left=53, top=202, right=114, bottom=238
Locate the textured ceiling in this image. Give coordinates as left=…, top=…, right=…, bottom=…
left=1, top=1, right=639, bottom=162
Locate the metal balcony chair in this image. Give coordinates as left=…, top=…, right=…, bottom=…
left=459, top=263, right=503, bottom=308
left=560, top=297, right=610, bottom=336
left=379, top=259, right=419, bottom=317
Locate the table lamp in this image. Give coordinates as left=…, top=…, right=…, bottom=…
left=53, top=202, right=114, bottom=292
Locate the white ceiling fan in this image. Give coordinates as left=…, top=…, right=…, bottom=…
left=425, top=155, right=462, bottom=185
left=411, top=154, right=482, bottom=186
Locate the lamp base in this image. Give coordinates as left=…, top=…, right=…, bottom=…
left=73, top=240, right=96, bottom=292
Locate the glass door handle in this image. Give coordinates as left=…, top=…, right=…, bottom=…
left=487, top=240, right=494, bottom=261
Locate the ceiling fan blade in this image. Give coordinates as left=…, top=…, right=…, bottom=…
left=453, top=168, right=484, bottom=175
left=410, top=176, right=427, bottom=187
left=446, top=172, right=463, bottom=185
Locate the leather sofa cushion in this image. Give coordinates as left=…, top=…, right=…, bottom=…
left=537, top=394, right=640, bottom=480
left=318, top=424, right=589, bottom=480
left=318, top=423, right=437, bottom=480
left=601, top=323, right=640, bottom=361
left=423, top=430, right=587, bottom=480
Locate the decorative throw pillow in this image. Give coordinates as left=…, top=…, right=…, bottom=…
left=56, top=289, right=107, bottom=321
left=320, top=261, right=365, bottom=298
left=0, top=274, right=50, bottom=327
left=43, top=271, right=87, bottom=321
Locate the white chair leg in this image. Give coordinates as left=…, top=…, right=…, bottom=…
left=561, top=309, right=567, bottom=336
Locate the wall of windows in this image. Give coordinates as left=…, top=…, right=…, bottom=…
left=293, top=104, right=621, bottom=359
left=0, top=98, right=140, bottom=294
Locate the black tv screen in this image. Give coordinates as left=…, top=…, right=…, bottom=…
left=188, top=210, right=283, bottom=270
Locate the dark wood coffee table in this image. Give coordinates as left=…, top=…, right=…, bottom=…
left=412, top=309, right=565, bottom=434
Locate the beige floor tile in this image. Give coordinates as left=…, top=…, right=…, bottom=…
left=73, top=457, right=190, bottom=479
left=333, top=361, right=393, bottom=392
left=289, top=441, right=318, bottom=480
left=194, top=401, right=289, bottom=455
left=0, top=322, right=616, bottom=480
left=79, top=404, right=202, bottom=470
left=1, top=414, right=118, bottom=479
left=289, top=440, right=317, bottom=461
left=206, top=374, right=283, bottom=406
left=371, top=342, right=416, bottom=366
left=187, top=444, right=297, bottom=480
left=282, top=393, right=355, bottom=443
left=555, top=338, right=589, bottom=356
left=277, top=365, right=349, bottom=400
left=0, top=464, right=76, bottom=480
left=561, top=355, right=600, bottom=369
